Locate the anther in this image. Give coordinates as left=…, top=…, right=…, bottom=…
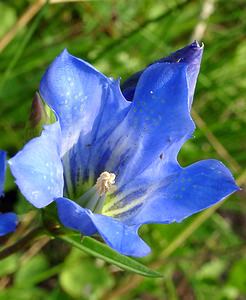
left=95, top=171, right=116, bottom=196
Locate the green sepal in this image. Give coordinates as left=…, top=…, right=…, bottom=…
left=25, top=92, right=56, bottom=141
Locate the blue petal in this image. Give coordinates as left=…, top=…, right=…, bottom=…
left=0, top=151, right=18, bottom=236
left=102, top=61, right=194, bottom=186
left=56, top=197, right=150, bottom=257
left=0, top=150, right=6, bottom=196
left=40, top=50, right=130, bottom=196
left=121, top=70, right=142, bottom=102
left=62, top=79, right=130, bottom=198
left=56, top=197, right=97, bottom=235
left=40, top=49, right=130, bottom=156
left=0, top=213, right=17, bottom=236
left=9, top=123, right=64, bottom=208
left=122, top=41, right=203, bottom=109
left=129, top=159, right=239, bottom=225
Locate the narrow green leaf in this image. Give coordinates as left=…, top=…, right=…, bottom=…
left=59, top=235, right=162, bottom=278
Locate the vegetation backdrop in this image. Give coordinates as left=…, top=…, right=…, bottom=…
left=0, top=0, right=245, bottom=299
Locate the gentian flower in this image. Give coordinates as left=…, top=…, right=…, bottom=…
left=0, top=150, right=17, bottom=236
left=9, top=42, right=239, bottom=256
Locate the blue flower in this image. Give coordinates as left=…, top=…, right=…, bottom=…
left=9, top=42, right=239, bottom=256
left=0, top=150, right=17, bottom=236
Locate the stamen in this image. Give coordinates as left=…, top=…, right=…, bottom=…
left=95, top=171, right=116, bottom=196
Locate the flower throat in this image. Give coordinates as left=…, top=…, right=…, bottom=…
left=75, top=171, right=116, bottom=214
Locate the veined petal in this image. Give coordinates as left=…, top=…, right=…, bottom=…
left=128, top=160, right=239, bottom=225
left=40, top=49, right=130, bottom=156
left=62, top=79, right=130, bottom=198
left=86, top=80, right=130, bottom=176
left=9, top=123, right=63, bottom=208
left=122, top=41, right=203, bottom=110
left=56, top=197, right=150, bottom=257
left=103, top=61, right=194, bottom=186
left=0, top=150, right=6, bottom=196
left=0, top=213, right=18, bottom=236
left=40, top=49, right=130, bottom=196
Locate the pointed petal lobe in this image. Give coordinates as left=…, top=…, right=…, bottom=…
left=129, top=160, right=239, bottom=225
left=122, top=41, right=203, bottom=108
left=40, top=50, right=129, bottom=156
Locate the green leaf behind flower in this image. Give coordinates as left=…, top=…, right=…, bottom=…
left=59, top=234, right=162, bottom=278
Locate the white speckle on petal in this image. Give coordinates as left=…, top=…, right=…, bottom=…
left=31, top=191, right=39, bottom=199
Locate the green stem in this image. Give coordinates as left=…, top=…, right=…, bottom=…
left=0, top=226, right=46, bottom=260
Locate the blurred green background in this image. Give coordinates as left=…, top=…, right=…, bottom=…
left=0, top=0, right=245, bottom=299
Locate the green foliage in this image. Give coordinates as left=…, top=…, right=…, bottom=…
left=0, top=3, right=16, bottom=38
left=0, top=288, right=47, bottom=300
left=228, top=257, right=246, bottom=294
left=15, top=254, right=49, bottom=287
left=0, top=0, right=245, bottom=299
left=0, top=254, right=19, bottom=277
left=60, top=234, right=162, bottom=277
left=59, top=248, right=114, bottom=299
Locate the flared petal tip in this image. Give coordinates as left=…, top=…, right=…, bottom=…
left=60, top=48, right=69, bottom=57
left=233, top=184, right=242, bottom=193
left=158, top=41, right=204, bottom=66
left=190, top=40, right=204, bottom=49
left=53, top=48, right=72, bottom=64
left=48, top=48, right=72, bottom=69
